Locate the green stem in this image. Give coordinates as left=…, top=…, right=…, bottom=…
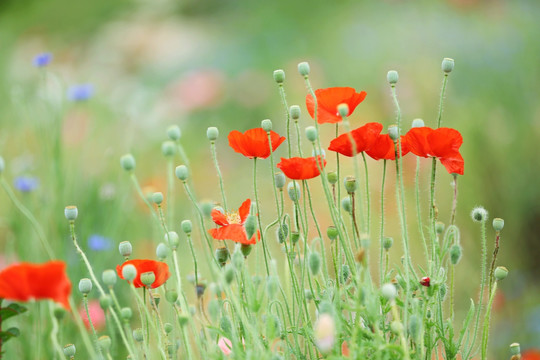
left=252, top=157, right=270, bottom=275
left=437, top=74, right=449, bottom=129
left=277, top=84, right=292, bottom=158
left=49, top=302, right=65, bottom=360
left=481, top=281, right=498, bottom=360
left=361, top=152, right=371, bottom=236
left=167, top=158, right=175, bottom=228
left=83, top=296, right=104, bottom=359
left=379, top=160, right=387, bottom=286
left=415, top=157, right=429, bottom=260
left=210, top=141, right=228, bottom=212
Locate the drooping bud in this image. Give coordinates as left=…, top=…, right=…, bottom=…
left=381, top=283, right=397, bottom=301
left=494, top=266, right=508, bottom=281
left=277, top=224, right=288, bottom=243
left=64, top=206, right=78, bottom=221
left=120, top=154, right=136, bottom=171
left=244, top=214, right=257, bottom=240
left=78, top=278, right=92, bottom=295
left=297, top=62, right=310, bottom=76
left=411, top=118, right=425, bottom=128
left=152, top=192, right=164, bottom=205
left=275, top=172, right=286, bottom=189
left=326, top=226, right=338, bottom=241
left=261, top=119, right=273, bottom=132
left=140, top=272, right=156, bottom=287
left=450, top=244, right=462, bottom=265
left=164, top=323, right=174, bottom=334
left=63, top=344, right=76, bottom=357
left=388, top=125, right=399, bottom=141
left=102, top=269, right=117, bottom=287
left=167, top=125, right=181, bottom=141
left=471, top=206, right=488, bottom=223
left=340, top=264, right=351, bottom=283
left=290, top=105, right=301, bottom=120
left=165, top=231, right=179, bottom=249
left=161, top=141, right=176, bottom=157
left=273, top=69, right=285, bottom=84
left=327, top=171, right=338, bottom=185
left=119, top=241, right=133, bottom=258
left=287, top=181, right=301, bottom=202
left=240, top=244, right=252, bottom=258
left=420, top=276, right=431, bottom=287
left=341, top=197, right=352, bottom=213
left=435, top=222, right=445, bottom=234
left=314, top=314, right=336, bottom=354
left=175, top=165, right=189, bottom=181
left=224, top=264, right=235, bottom=284
left=305, top=126, right=317, bottom=142
left=206, top=127, right=219, bottom=141
left=344, top=176, right=357, bottom=194
left=308, top=252, right=321, bottom=276
left=122, top=264, right=137, bottom=281
left=492, top=218, right=504, bottom=232
left=220, top=316, right=233, bottom=337
left=156, top=242, right=169, bottom=260
left=387, top=70, right=399, bottom=85
left=441, top=58, right=455, bottom=73
left=291, top=232, right=300, bottom=245
left=178, top=314, right=189, bottom=327
left=337, top=103, right=349, bottom=118
left=53, top=306, right=66, bottom=320
left=133, top=328, right=144, bottom=342
left=383, top=237, right=394, bottom=250
left=215, top=247, right=230, bottom=266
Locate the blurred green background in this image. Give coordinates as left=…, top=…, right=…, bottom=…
left=1, top=0, right=539, bottom=358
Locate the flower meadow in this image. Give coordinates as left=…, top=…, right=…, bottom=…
left=0, top=57, right=525, bottom=360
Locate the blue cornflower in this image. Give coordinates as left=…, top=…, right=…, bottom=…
left=87, top=234, right=113, bottom=251
left=67, top=84, right=94, bottom=102
left=33, top=53, right=53, bottom=67
left=13, top=176, right=39, bottom=193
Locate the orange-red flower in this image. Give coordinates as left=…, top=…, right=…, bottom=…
left=306, top=87, right=367, bottom=124
left=405, top=127, right=464, bottom=175
left=116, top=259, right=170, bottom=288
left=277, top=156, right=326, bottom=180
left=209, top=199, right=259, bottom=245
left=366, top=134, right=409, bottom=161
left=328, top=122, right=383, bottom=157
left=0, top=261, right=71, bottom=309
left=228, top=128, right=286, bottom=159
left=523, top=350, right=540, bottom=360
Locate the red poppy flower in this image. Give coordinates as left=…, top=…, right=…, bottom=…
left=523, top=350, right=540, bottom=360
left=228, top=128, right=286, bottom=159
left=366, top=134, right=410, bottom=161
left=420, top=276, right=431, bottom=287
left=405, top=127, right=464, bottom=175
left=116, top=259, right=170, bottom=289
left=209, top=199, right=259, bottom=245
left=277, top=156, right=326, bottom=180
left=328, top=122, right=383, bottom=157
left=306, top=87, right=367, bottom=124
left=0, top=261, right=71, bottom=309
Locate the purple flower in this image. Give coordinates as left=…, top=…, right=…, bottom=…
left=13, top=176, right=39, bottom=192
left=67, top=84, right=94, bottom=102
left=87, top=234, right=113, bottom=251
left=33, top=53, right=53, bottom=67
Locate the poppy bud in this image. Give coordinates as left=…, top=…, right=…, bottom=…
left=63, top=344, right=76, bottom=357
left=305, top=126, right=317, bottom=143
left=175, top=165, right=189, bottom=181
left=420, top=276, right=431, bottom=287
left=152, top=192, right=164, bottom=204
left=178, top=314, right=189, bottom=327
left=387, top=70, right=399, bottom=85
left=200, top=201, right=213, bottom=217
left=215, top=247, right=230, bottom=266
left=340, top=264, right=351, bottom=283
left=411, top=118, right=425, bottom=128
left=54, top=306, right=66, bottom=320
left=167, top=125, right=181, bottom=140
left=471, top=206, right=488, bottom=223
left=337, top=103, right=349, bottom=118
left=64, top=206, right=78, bottom=221
left=291, top=231, right=300, bottom=245
left=156, top=242, right=169, bottom=260
left=78, top=278, right=92, bottom=295
left=224, top=264, right=235, bottom=284
left=492, top=218, right=504, bottom=232
left=119, top=241, right=133, bottom=258
left=102, top=269, right=117, bottom=287
left=383, top=237, right=394, bottom=250
left=494, top=266, right=508, bottom=281
left=161, top=141, right=176, bottom=157
left=450, top=244, right=462, bottom=265
left=510, top=343, right=521, bottom=356
left=97, top=335, right=112, bottom=352
left=232, top=247, right=244, bottom=269
left=304, top=289, right=314, bottom=301
left=290, top=105, right=301, bottom=120
left=207, top=127, right=219, bottom=141
left=344, top=176, right=357, bottom=194
left=308, top=252, right=321, bottom=276
left=277, top=224, right=288, bottom=243
left=327, top=226, right=338, bottom=241
left=165, top=289, right=178, bottom=303
left=287, top=181, right=301, bottom=202
left=266, top=276, right=279, bottom=300
left=220, top=315, right=233, bottom=337
left=100, top=295, right=112, bottom=309
left=165, top=231, right=179, bottom=249
left=133, top=328, right=144, bottom=342
left=240, top=244, right=252, bottom=258
left=327, top=171, right=338, bottom=185
left=140, top=272, right=156, bottom=287
left=273, top=69, right=285, bottom=84
left=122, top=264, right=137, bottom=281
left=275, top=172, right=286, bottom=189
left=388, top=125, right=399, bottom=141
left=164, top=322, right=173, bottom=334
left=120, top=154, right=136, bottom=172
left=121, top=307, right=133, bottom=320
left=298, top=61, right=310, bottom=76
left=391, top=321, right=404, bottom=334
left=441, top=58, right=455, bottom=73
left=381, top=284, right=397, bottom=300
left=341, top=197, right=352, bottom=213
left=261, top=119, right=273, bottom=132
left=436, top=221, right=445, bottom=234
left=0, top=156, right=5, bottom=174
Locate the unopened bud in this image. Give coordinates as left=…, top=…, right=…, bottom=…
left=100, top=295, right=112, bottom=309
left=290, top=105, right=301, bottom=120
left=63, top=344, right=76, bottom=357
left=207, top=127, right=219, bottom=141
left=215, top=247, right=230, bottom=266
left=340, top=264, right=351, bottom=283
left=273, top=69, right=285, bottom=84
left=220, top=315, right=233, bottom=337
left=261, top=119, right=273, bottom=132
left=167, top=125, right=181, bottom=140
left=391, top=321, right=404, bottom=334
left=341, top=197, right=352, bottom=213
left=78, top=278, right=92, bottom=295
left=383, top=237, right=394, bottom=250
left=436, top=221, right=445, bottom=234
left=175, top=165, right=189, bottom=181
left=291, top=232, right=300, bottom=245
left=161, top=141, right=176, bottom=157
left=224, top=264, right=235, bottom=284
left=275, top=172, right=286, bottom=189
left=471, top=206, right=488, bottom=223
left=441, top=58, right=455, bottom=73
left=411, top=118, right=425, bottom=128
left=119, top=241, right=132, bottom=258
left=140, top=272, right=155, bottom=287
left=232, top=247, right=244, bottom=269
left=287, top=182, right=301, bottom=202
left=492, top=218, right=504, bottom=232
left=152, top=192, right=164, bottom=204
left=494, top=266, right=508, bottom=281
left=337, top=103, right=349, bottom=118
left=244, top=214, right=257, bottom=239
left=388, top=125, right=399, bottom=141
left=122, top=264, right=137, bottom=281
left=54, top=306, right=66, bottom=320
left=381, top=283, right=397, bottom=300
left=277, top=224, right=288, bottom=243
left=156, top=242, right=169, bottom=260
left=266, top=276, right=279, bottom=299
left=510, top=343, right=521, bottom=356
left=344, top=176, right=357, bottom=194
left=121, top=307, right=133, bottom=320
left=387, top=70, right=399, bottom=85
left=133, top=328, right=144, bottom=342
left=165, top=231, right=179, bottom=249
left=327, top=171, right=338, bottom=185
left=308, top=252, right=321, bottom=276
left=305, top=126, right=317, bottom=142
left=327, top=226, right=338, bottom=240
left=240, top=244, right=252, bottom=258
left=120, top=154, right=136, bottom=171
left=102, top=269, right=117, bottom=287
left=298, top=62, right=310, bottom=76
left=408, top=315, right=421, bottom=340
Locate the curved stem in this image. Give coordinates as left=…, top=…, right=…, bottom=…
left=210, top=141, right=228, bottom=212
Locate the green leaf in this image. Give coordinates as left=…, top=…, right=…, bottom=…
left=0, top=327, right=20, bottom=344
left=0, top=303, right=28, bottom=321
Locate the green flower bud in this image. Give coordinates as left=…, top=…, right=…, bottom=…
left=441, top=58, right=455, bottom=73
left=232, top=247, right=244, bottom=269
left=53, top=306, right=66, bottom=320
left=167, top=125, right=181, bottom=140
left=175, top=165, right=189, bottom=181
left=122, top=264, right=137, bottom=281
left=381, top=283, right=397, bottom=300
left=178, top=314, right=189, bottom=327
left=287, top=182, right=301, bottom=202
left=266, top=276, right=279, bottom=299
left=411, top=118, right=425, bottom=128
left=121, top=307, right=133, bottom=320
left=161, top=141, right=176, bottom=157
left=277, top=224, right=288, bottom=243
left=391, top=321, right=403, bottom=334
left=200, top=201, right=213, bottom=217
left=408, top=314, right=421, bottom=340
left=119, top=241, right=133, bottom=258
left=166, top=289, right=178, bottom=303
left=510, top=343, right=521, bottom=356
left=492, top=218, right=504, bottom=232
left=240, top=244, right=252, bottom=258
left=327, top=171, right=338, bottom=185
left=165, top=231, right=179, bottom=249
left=164, top=322, right=173, bottom=334
left=305, top=126, right=317, bottom=142
left=439, top=283, right=447, bottom=299
left=63, top=344, right=76, bottom=357
left=140, top=272, right=155, bottom=287
left=153, top=293, right=161, bottom=307
left=220, top=316, right=233, bottom=337
left=298, top=61, right=310, bottom=76
left=344, top=176, right=357, bottom=194
left=133, top=328, right=144, bottom=342
left=102, top=269, right=117, bottom=287
left=341, top=197, right=352, bottom=213
left=494, top=266, right=508, bottom=281
left=450, top=244, right=462, bottom=265
left=244, top=214, right=257, bottom=240
left=78, top=278, right=92, bottom=295
left=383, top=237, right=394, bottom=250
left=261, top=119, right=273, bottom=132
left=64, top=206, right=78, bottom=221
left=290, top=105, right=301, bottom=120
left=152, top=192, right=164, bottom=204
left=156, top=242, right=169, bottom=260
left=387, top=70, right=399, bottom=85
left=304, top=289, right=313, bottom=301
left=340, top=264, right=351, bottom=284
left=388, top=125, right=399, bottom=141
left=435, top=221, right=445, bottom=234
left=291, top=232, right=300, bottom=245
left=275, top=172, right=286, bottom=189
left=471, top=206, right=488, bottom=223
left=308, top=252, right=321, bottom=276
left=0, top=156, right=5, bottom=174
left=120, top=154, right=136, bottom=171
left=273, top=69, right=285, bottom=84
left=100, top=295, right=112, bottom=309
left=206, top=126, right=219, bottom=141
left=215, top=247, right=230, bottom=266
left=224, top=264, right=235, bottom=284
left=326, top=226, right=338, bottom=240
left=337, top=103, right=349, bottom=118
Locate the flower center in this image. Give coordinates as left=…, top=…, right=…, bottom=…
left=226, top=211, right=241, bottom=224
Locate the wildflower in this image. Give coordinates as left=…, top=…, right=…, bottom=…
left=228, top=128, right=286, bottom=159
left=522, top=349, right=540, bottom=360
left=33, top=53, right=53, bottom=67
left=116, top=259, right=170, bottom=289
left=366, top=134, right=410, bottom=160
left=328, top=122, right=383, bottom=157
left=67, top=84, right=94, bottom=102
left=420, top=276, right=431, bottom=287
left=13, top=176, right=39, bottom=192
left=0, top=261, right=71, bottom=308
left=208, top=199, right=259, bottom=245
left=276, top=156, right=326, bottom=180
left=405, top=127, right=464, bottom=175
left=87, top=234, right=113, bottom=251
left=306, top=87, right=367, bottom=124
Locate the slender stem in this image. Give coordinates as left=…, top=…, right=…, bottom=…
left=49, top=302, right=65, bottom=360
left=210, top=141, right=228, bottom=212
left=437, top=74, right=449, bottom=129
left=488, top=231, right=501, bottom=298
left=277, top=84, right=292, bottom=158
left=481, top=281, right=498, bottom=360
left=69, top=296, right=98, bottom=359
left=166, top=158, right=175, bottom=228
left=336, top=124, right=341, bottom=215
left=379, top=160, right=387, bottom=286
left=83, top=296, right=104, bottom=359
left=450, top=175, right=458, bottom=226
left=391, top=302, right=411, bottom=360
left=361, top=152, right=371, bottom=236
left=129, top=173, right=160, bottom=226
left=252, top=158, right=270, bottom=275
left=185, top=233, right=199, bottom=292
left=415, top=157, right=429, bottom=259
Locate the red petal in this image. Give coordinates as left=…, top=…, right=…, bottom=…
left=209, top=224, right=258, bottom=245
left=328, top=122, right=383, bottom=157
left=306, top=87, right=367, bottom=124
left=405, top=127, right=433, bottom=158
left=277, top=156, right=326, bottom=180
left=238, top=199, right=251, bottom=224
left=228, top=128, right=285, bottom=159
left=439, top=152, right=464, bottom=175
left=427, top=128, right=463, bottom=158
left=211, top=209, right=229, bottom=226
left=117, top=260, right=170, bottom=289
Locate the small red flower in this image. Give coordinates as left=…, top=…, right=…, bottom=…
left=405, top=127, right=464, bottom=175
left=116, top=260, right=170, bottom=289
left=306, top=87, right=367, bottom=124
left=228, top=128, right=286, bottom=159
left=522, top=350, right=540, bottom=360
left=328, top=122, right=383, bottom=157
left=209, top=199, right=259, bottom=245
left=420, top=276, right=431, bottom=287
left=0, top=261, right=72, bottom=309
left=366, top=134, right=409, bottom=161
left=277, top=156, right=326, bottom=180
